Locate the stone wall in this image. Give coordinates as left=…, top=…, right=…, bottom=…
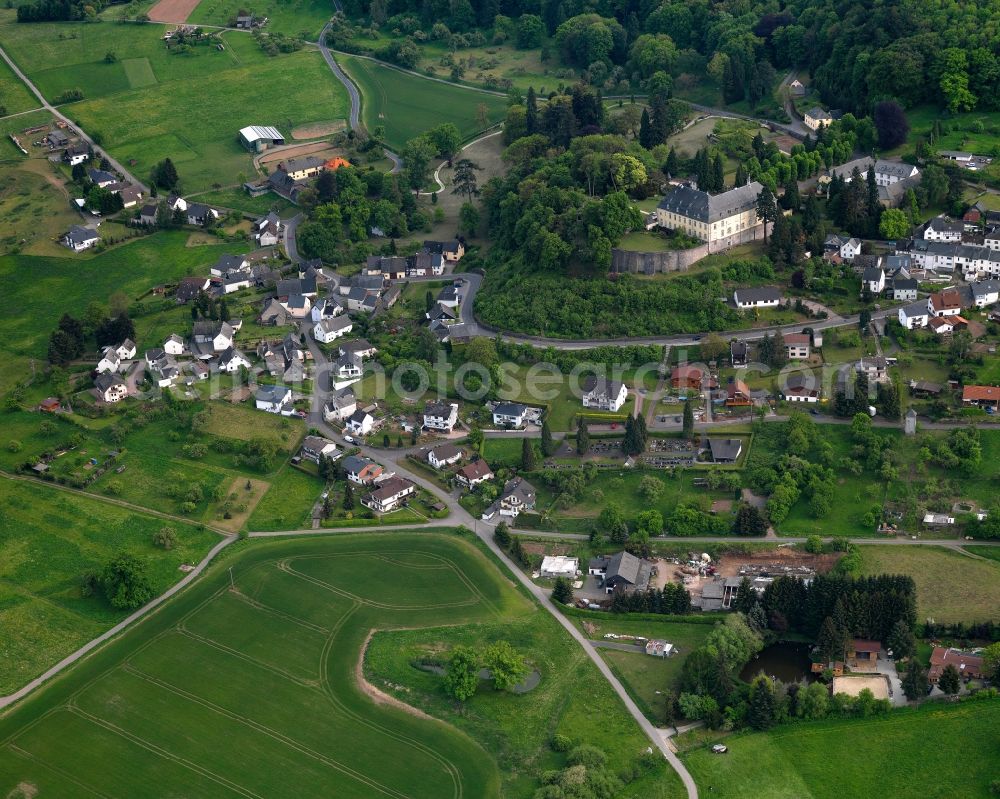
left=610, top=244, right=710, bottom=275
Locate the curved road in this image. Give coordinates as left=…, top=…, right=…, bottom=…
left=0, top=43, right=148, bottom=193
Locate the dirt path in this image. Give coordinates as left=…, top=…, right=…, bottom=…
left=148, top=0, right=201, bottom=23
left=355, top=629, right=434, bottom=721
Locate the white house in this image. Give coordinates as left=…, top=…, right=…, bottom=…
left=114, top=339, right=136, bottom=360
left=862, top=265, right=885, bottom=294
left=924, top=216, right=964, bottom=242
left=164, top=333, right=186, bottom=356
left=803, top=106, right=833, bottom=130
left=427, top=443, right=463, bottom=469
left=898, top=302, right=930, bottom=330
left=63, top=144, right=90, bottom=166
left=63, top=226, right=100, bottom=252
left=96, top=347, right=122, bottom=374
left=324, top=390, right=357, bottom=423
left=423, top=401, right=459, bottom=432
left=455, top=459, right=494, bottom=488
left=334, top=351, right=364, bottom=383
left=362, top=476, right=416, bottom=514
left=255, top=384, right=292, bottom=414
left=343, top=455, right=383, bottom=484
left=218, top=346, right=251, bottom=373
left=300, top=435, right=338, bottom=463
left=482, top=476, right=536, bottom=520
left=923, top=512, right=955, bottom=526
left=310, top=297, right=343, bottom=323
left=784, top=333, right=811, bottom=360
left=254, top=211, right=282, bottom=247
left=193, top=321, right=234, bottom=353
left=972, top=280, right=1000, bottom=308
left=840, top=238, right=862, bottom=261
left=314, top=316, right=353, bottom=344
left=928, top=289, right=963, bottom=317
left=581, top=377, right=628, bottom=413
left=346, top=409, right=374, bottom=436
left=492, top=402, right=528, bottom=428
left=734, top=287, right=781, bottom=309
left=95, top=372, right=128, bottom=403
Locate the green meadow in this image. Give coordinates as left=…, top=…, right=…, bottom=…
left=188, top=0, right=333, bottom=38
left=337, top=53, right=508, bottom=150
left=0, top=52, right=39, bottom=115
left=0, top=476, right=219, bottom=695
left=683, top=699, right=1000, bottom=798
left=0, top=16, right=348, bottom=191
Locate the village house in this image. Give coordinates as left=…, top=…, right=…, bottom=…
left=707, top=438, right=743, bottom=462
left=927, top=316, right=967, bottom=337
left=581, top=376, right=628, bottom=413
left=310, top=297, right=343, bottom=324
left=492, top=402, right=528, bottom=428
left=211, top=254, right=248, bottom=277
left=725, top=378, right=752, bottom=406
left=423, top=239, right=465, bottom=262
left=825, top=158, right=921, bottom=206
left=175, top=276, right=211, bottom=303
left=283, top=295, right=312, bottom=319
left=334, top=351, right=364, bottom=384
left=781, top=379, right=820, bottom=403
left=482, top=476, right=536, bottom=520
left=95, top=372, right=128, bottom=403
left=733, top=287, right=782, bottom=309
left=254, top=384, right=293, bottom=414
left=362, top=476, right=416, bottom=514
left=803, top=106, right=833, bottom=130
left=423, top=401, right=459, bottom=433
left=343, top=455, right=383, bottom=484
left=671, top=365, right=710, bottom=390
left=972, top=280, right=1000, bottom=308
left=924, top=216, right=965, bottom=242
left=656, top=181, right=768, bottom=253
left=96, top=347, right=121, bottom=374
left=259, top=298, right=291, bottom=327
left=163, top=333, right=186, bottom=356
left=254, top=211, right=282, bottom=247
left=192, top=320, right=234, bottom=356
left=145, top=348, right=179, bottom=387
left=345, top=408, right=375, bottom=436
left=588, top=551, right=652, bottom=594
left=300, top=435, right=338, bottom=463
left=277, top=156, right=325, bottom=181
left=217, top=346, right=251, bottom=373
left=847, top=639, right=881, bottom=670
left=340, top=339, right=378, bottom=360
left=455, top=459, right=493, bottom=488
left=436, top=284, right=462, bottom=309
left=898, top=301, right=930, bottom=329
left=928, top=289, right=963, bottom=317
left=113, top=339, right=136, bottom=360
left=427, top=443, right=463, bottom=469
left=862, top=265, right=886, bottom=294
left=323, top=389, right=357, bottom=423
left=62, top=143, right=90, bottom=166
left=540, top=555, right=579, bottom=579
left=314, top=315, right=353, bottom=344
left=962, top=384, right=1000, bottom=410
left=784, top=333, right=811, bottom=360
left=856, top=356, right=889, bottom=384
left=87, top=168, right=116, bottom=188
left=928, top=647, right=984, bottom=682
left=730, top=340, right=748, bottom=367
left=889, top=273, right=919, bottom=301
left=63, top=226, right=100, bottom=252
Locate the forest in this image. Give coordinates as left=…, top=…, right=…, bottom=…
left=338, top=0, right=1000, bottom=115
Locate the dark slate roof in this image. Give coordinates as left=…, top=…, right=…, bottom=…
left=605, top=551, right=650, bottom=590
left=734, top=286, right=781, bottom=304
left=708, top=438, right=742, bottom=461
left=582, top=376, right=625, bottom=401
left=657, top=181, right=763, bottom=224
left=493, top=402, right=527, bottom=417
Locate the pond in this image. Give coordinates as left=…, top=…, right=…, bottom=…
left=739, top=642, right=815, bottom=684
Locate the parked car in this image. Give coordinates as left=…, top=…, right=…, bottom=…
left=343, top=435, right=356, bottom=444
left=711, top=744, right=728, bottom=754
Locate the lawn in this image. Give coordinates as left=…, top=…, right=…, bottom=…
left=0, top=152, right=81, bottom=258
left=188, top=0, right=333, bottom=38
left=0, top=19, right=348, bottom=192
left=246, top=463, right=323, bottom=530
left=190, top=186, right=296, bottom=217
left=337, top=53, right=508, bottom=150
left=0, top=532, right=680, bottom=798
left=0, top=50, right=39, bottom=115
left=682, top=698, right=1000, bottom=798
left=859, top=545, right=1000, bottom=624
left=0, top=476, right=219, bottom=695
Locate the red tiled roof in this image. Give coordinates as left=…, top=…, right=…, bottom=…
left=963, top=385, right=1000, bottom=402
left=851, top=639, right=880, bottom=653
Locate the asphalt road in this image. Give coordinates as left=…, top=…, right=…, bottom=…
left=0, top=43, right=148, bottom=194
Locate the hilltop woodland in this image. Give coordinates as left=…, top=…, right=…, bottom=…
left=324, top=0, right=1000, bottom=117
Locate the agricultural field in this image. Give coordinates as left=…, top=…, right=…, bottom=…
left=189, top=185, right=296, bottom=217
left=683, top=698, right=1000, bottom=798
left=859, top=545, right=1000, bottom=624
left=0, top=146, right=82, bottom=258
left=0, top=476, right=219, bottom=695
left=246, top=463, right=323, bottom=531
left=0, top=17, right=348, bottom=191
left=337, top=54, right=508, bottom=150
left=188, top=0, right=333, bottom=38
left=0, top=532, right=679, bottom=798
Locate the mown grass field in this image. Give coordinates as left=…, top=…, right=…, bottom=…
left=860, top=545, right=1000, bottom=624
left=0, top=52, right=39, bottom=115
left=0, top=148, right=81, bottom=258
left=246, top=463, right=322, bottom=530
left=0, top=532, right=679, bottom=798
left=683, top=698, right=1000, bottom=798
left=337, top=53, right=508, bottom=150
left=0, top=16, right=348, bottom=191
left=188, top=0, right=332, bottom=38
left=0, top=476, right=218, bottom=695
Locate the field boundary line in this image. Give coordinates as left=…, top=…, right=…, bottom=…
left=227, top=589, right=332, bottom=633
left=174, top=626, right=320, bottom=688
left=66, top=702, right=263, bottom=797
left=6, top=744, right=111, bottom=798
left=0, top=534, right=236, bottom=711
left=120, top=664, right=413, bottom=799
left=331, top=49, right=507, bottom=98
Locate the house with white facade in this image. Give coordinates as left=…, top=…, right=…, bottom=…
left=924, top=216, right=964, bottom=242
left=95, top=372, right=128, bottom=403
left=734, top=287, right=782, bottom=309
left=898, top=301, right=930, bottom=329
left=96, top=347, right=121, bottom=374
left=492, top=402, right=528, bottom=428
left=218, top=346, right=251, bottom=373
left=63, top=226, right=100, bottom=252
left=784, top=333, right=811, bottom=360
left=362, top=476, right=416, bottom=513
left=427, top=443, right=463, bottom=469
left=255, top=384, right=293, bottom=414
left=314, top=316, right=353, bottom=344
left=481, top=476, right=536, bottom=520
left=346, top=409, right=375, bottom=436
left=164, top=334, right=186, bottom=356
left=581, top=377, right=628, bottom=413
left=862, top=265, right=886, bottom=294
left=300, top=435, right=338, bottom=463
left=928, top=289, right=963, bottom=317
left=656, top=181, right=767, bottom=253
left=423, top=401, right=459, bottom=432
left=803, top=106, right=832, bottom=130
left=323, top=389, right=357, bottom=423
